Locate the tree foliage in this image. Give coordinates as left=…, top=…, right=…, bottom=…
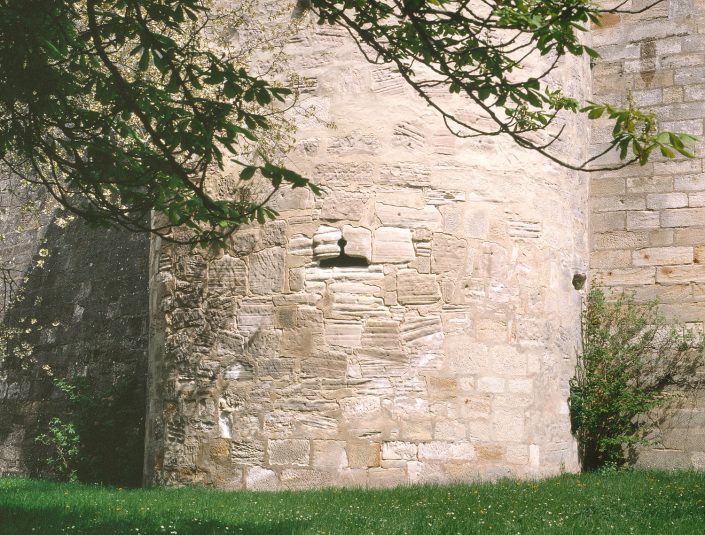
left=0, top=0, right=698, bottom=244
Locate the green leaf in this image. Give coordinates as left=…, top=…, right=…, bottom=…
left=239, top=166, right=257, bottom=181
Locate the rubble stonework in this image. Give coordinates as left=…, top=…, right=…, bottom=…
left=144, top=13, right=590, bottom=488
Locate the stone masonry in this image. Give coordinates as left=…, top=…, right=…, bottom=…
left=144, top=8, right=590, bottom=489
left=589, top=0, right=705, bottom=469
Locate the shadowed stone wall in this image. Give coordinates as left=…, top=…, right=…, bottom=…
left=145, top=9, right=591, bottom=489
left=589, top=0, right=705, bottom=469
left=0, top=183, right=149, bottom=485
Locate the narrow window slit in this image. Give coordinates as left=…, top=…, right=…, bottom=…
left=319, top=238, right=369, bottom=268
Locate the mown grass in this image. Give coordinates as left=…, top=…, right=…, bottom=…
left=1, top=471, right=705, bottom=534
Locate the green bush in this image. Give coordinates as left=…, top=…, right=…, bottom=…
left=570, top=286, right=705, bottom=471
left=34, top=417, right=80, bottom=482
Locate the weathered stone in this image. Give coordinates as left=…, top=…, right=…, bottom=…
left=268, top=439, right=310, bottom=467
left=371, top=227, right=415, bottom=263
left=396, top=270, right=440, bottom=305
left=249, top=247, right=285, bottom=295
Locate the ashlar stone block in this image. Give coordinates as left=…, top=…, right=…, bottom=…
left=372, top=227, right=415, bottom=263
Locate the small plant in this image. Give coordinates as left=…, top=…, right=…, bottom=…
left=570, top=286, right=705, bottom=471
left=34, top=417, right=80, bottom=482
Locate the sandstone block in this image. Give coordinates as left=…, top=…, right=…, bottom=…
left=376, top=203, right=443, bottom=231
left=661, top=208, right=705, bottom=228
left=632, top=246, right=693, bottom=266
left=626, top=211, right=660, bottom=230
left=313, top=225, right=343, bottom=259
left=646, top=192, right=688, bottom=209
left=591, top=212, right=626, bottom=232
left=206, top=256, right=247, bottom=297
left=592, top=267, right=656, bottom=286
left=249, top=247, right=285, bottom=295
left=347, top=441, right=381, bottom=468
left=245, top=466, right=279, bottom=490
left=396, top=270, right=441, bottom=305
left=372, top=227, right=415, bottom=263
left=311, top=440, right=348, bottom=470
left=477, top=377, right=505, bottom=393
left=418, top=441, right=475, bottom=461
left=342, top=225, right=372, bottom=261
left=382, top=441, right=418, bottom=460
left=321, top=192, right=369, bottom=221
left=324, top=321, right=363, bottom=348
left=431, top=233, right=467, bottom=273
left=657, top=264, right=705, bottom=284
left=407, top=461, right=446, bottom=484
left=268, top=439, right=310, bottom=466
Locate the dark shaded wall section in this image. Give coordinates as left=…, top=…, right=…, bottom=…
left=0, top=184, right=150, bottom=485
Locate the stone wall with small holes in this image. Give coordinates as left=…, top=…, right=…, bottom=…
left=589, top=0, right=705, bottom=469
left=144, top=8, right=591, bottom=489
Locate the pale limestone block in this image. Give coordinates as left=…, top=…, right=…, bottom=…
left=627, top=175, right=673, bottom=193
left=280, top=469, right=333, bottom=489
left=311, top=440, right=349, bottom=470
left=342, top=225, right=372, bottom=261
left=657, top=264, right=705, bottom=284
left=505, top=444, right=530, bottom=465
left=407, top=461, right=446, bottom=483
left=321, top=192, right=369, bottom=221
left=648, top=229, right=675, bottom=247
left=591, top=195, right=646, bottom=212
left=396, top=270, right=441, bottom=305
left=529, top=444, right=541, bottom=468
left=434, top=420, right=467, bottom=441
left=477, top=377, right=505, bottom=393
left=688, top=192, right=705, bottom=207
left=626, top=211, right=660, bottom=230
left=661, top=208, right=705, bottom=228
left=431, top=233, right=467, bottom=273
left=674, top=173, right=705, bottom=191
left=379, top=162, right=431, bottom=187
left=347, top=441, right=380, bottom=468
left=372, top=227, right=415, bottom=263
left=418, top=441, right=475, bottom=461
left=268, top=439, right=310, bottom=466
left=593, top=231, right=649, bottom=250
left=339, top=396, right=381, bottom=418
left=367, top=468, right=406, bottom=488
left=493, top=408, right=525, bottom=442
left=646, top=192, right=689, bottom=209
left=590, top=177, right=625, bottom=195
left=508, top=379, right=533, bottom=394
left=461, top=394, right=492, bottom=419
left=315, top=162, right=375, bottom=186
left=490, top=346, right=528, bottom=376
left=382, top=441, right=418, bottom=460
left=592, top=267, right=656, bottom=286
left=675, top=227, right=705, bottom=245
left=288, top=234, right=313, bottom=256
left=590, top=249, right=632, bottom=269
left=324, top=320, right=362, bottom=348
left=428, top=376, right=458, bottom=400
left=313, top=225, right=342, bottom=259
left=591, top=211, right=626, bottom=232
left=632, top=246, right=693, bottom=266
left=476, top=318, right=508, bottom=342
left=376, top=203, right=443, bottom=231
left=246, top=466, right=279, bottom=490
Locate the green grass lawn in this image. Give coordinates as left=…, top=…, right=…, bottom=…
left=2, top=471, right=705, bottom=534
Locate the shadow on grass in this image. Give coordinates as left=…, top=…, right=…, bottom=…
left=1, top=502, right=306, bottom=535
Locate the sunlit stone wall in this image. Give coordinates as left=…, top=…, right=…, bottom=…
left=145, top=6, right=590, bottom=489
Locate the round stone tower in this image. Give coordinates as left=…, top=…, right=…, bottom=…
left=144, top=12, right=590, bottom=489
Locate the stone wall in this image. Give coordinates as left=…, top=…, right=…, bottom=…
left=0, top=182, right=149, bottom=484
left=145, top=12, right=591, bottom=489
left=589, top=0, right=705, bottom=468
